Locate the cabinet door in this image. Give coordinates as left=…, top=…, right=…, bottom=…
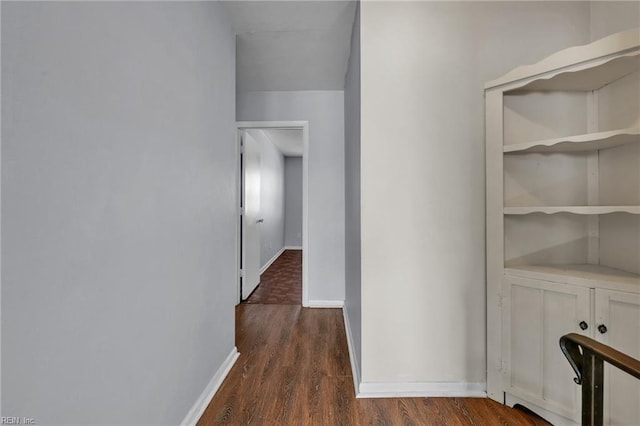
left=594, top=289, right=640, bottom=426
left=504, top=276, right=591, bottom=422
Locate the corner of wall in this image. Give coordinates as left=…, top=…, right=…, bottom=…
left=342, top=307, right=361, bottom=396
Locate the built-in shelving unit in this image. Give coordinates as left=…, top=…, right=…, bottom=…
left=486, top=28, right=640, bottom=426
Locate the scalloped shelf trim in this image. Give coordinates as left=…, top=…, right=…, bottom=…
left=507, top=52, right=639, bottom=92
left=504, top=206, right=640, bottom=215
left=486, top=28, right=640, bottom=90
left=504, top=128, right=640, bottom=153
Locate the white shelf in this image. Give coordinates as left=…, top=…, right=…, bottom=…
left=486, top=28, right=640, bottom=91
left=504, top=206, right=640, bottom=215
left=509, top=53, right=639, bottom=92
left=505, top=264, right=640, bottom=292
left=503, top=128, right=640, bottom=154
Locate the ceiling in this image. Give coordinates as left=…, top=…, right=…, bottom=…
left=222, top=1, right=357, bottom=93
left=247, top=128, right=304, bottom=156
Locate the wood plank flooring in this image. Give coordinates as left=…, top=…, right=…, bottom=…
left=197, top=304, right=550, bottom=425
left=244, top=250, right=302, bottom=305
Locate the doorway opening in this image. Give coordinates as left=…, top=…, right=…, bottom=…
left=236, top=121, right=309, bottom=307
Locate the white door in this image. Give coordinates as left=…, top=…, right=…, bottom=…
left=242, top=131, right=261, bottom=300
left=503, top=276, right=591, bottom=423
left=595, top=289, right=640, bottom=426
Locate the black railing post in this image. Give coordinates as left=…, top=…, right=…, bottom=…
left=560, top=333, right=640, bottom=426
left=581, top=350, right=604, bottom=426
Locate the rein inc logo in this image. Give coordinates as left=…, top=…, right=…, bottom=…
left=1, top=418, right=35, bottom=425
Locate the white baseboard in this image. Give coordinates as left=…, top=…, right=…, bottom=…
left=341, top=306, right=485, bottom=399
left=357, top=381, right=486, bottom=398
left=260, top=247, right=285, bottom=275
left=284, top=245, right=302, bottom=250
left=307, top=300, right=344, bottom=308
left=342, top=306, right=361, bottom=396
left=181, top=347, right=240, bottom=426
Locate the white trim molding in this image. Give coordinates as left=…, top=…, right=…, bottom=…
left=259, top=247, right=285, bottom=275
left=357, top=381, right=486, bottom=399
left=342, top=307, right=361, bottom=396
left=181, top=347, right=240, bottom=426
left=307, top=300, right=344, bottom=308
left=284, top=245, right=302, bottom=250
left=341, top=308, right=484, bottom=399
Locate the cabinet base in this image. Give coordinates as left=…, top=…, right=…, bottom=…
left=506, top=394, right=577, bottom=426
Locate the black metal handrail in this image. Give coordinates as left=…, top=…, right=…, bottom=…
left=560, top=333, right=640, bottom=426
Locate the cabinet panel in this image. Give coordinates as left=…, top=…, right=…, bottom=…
left=542, top=290, right=584, bottom=409
left=504, top=276, right=591, bottom=422
left=508, top=282, right=542, bottom=393
left=595, top=289, right=640, bottom=426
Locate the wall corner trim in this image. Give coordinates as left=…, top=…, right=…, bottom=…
left=259, top=247, right=285, bottom=275
left=181, top=347, right=240, bottom=426
left=356, top=381, right=487, bottom=399
left=307, top=300, right=344, bottom=308
left=342, top=307, right=361, bottom=396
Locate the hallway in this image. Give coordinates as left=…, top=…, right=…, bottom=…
left=245, top=250, right=302, bottom=305
left=4, top=2, right=639, bottom=424
left=197, top=303, right=550, bottom=425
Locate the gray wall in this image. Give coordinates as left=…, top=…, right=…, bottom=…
left=237, top=91, right=345, bottom=303
left=247, top=130, right=285, bottom=269
left=344, top=3, right=362, bottom=383
left=1, top=2, right=236, bottom=424
left=284, top=157, right=303, bottom=248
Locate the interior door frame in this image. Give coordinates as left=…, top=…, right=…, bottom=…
left=235, top=121, right=309, bottom=307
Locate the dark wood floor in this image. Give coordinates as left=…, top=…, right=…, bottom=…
left=244, top=250, right=302, bottom=305
left=197, top=304, right=550, bottom=425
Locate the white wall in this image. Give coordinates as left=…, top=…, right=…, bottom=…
left=237, top=91, right=345, bottom=303
left=359, top=1, right=590, bottom=389
left=1, top=2, right=236, bottom=423
left=246, top=130, right=285, bottom=268
left=344, top=2, right=362, bottom=386
left=284, top=157, right=303, bottom=248
left=590, top=1, right=640, bottom=41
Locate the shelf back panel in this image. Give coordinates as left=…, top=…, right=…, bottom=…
left=598, top=70, right=640, bottom=131
left=504, top=92, right=587, bottom=146
left=504, top=152, right=589, bottom=207
left=599, top=143, right=640, bottom=206
left=504, top=213, right=589, bottom=267
left=600, top=213, right=640, bottom=275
